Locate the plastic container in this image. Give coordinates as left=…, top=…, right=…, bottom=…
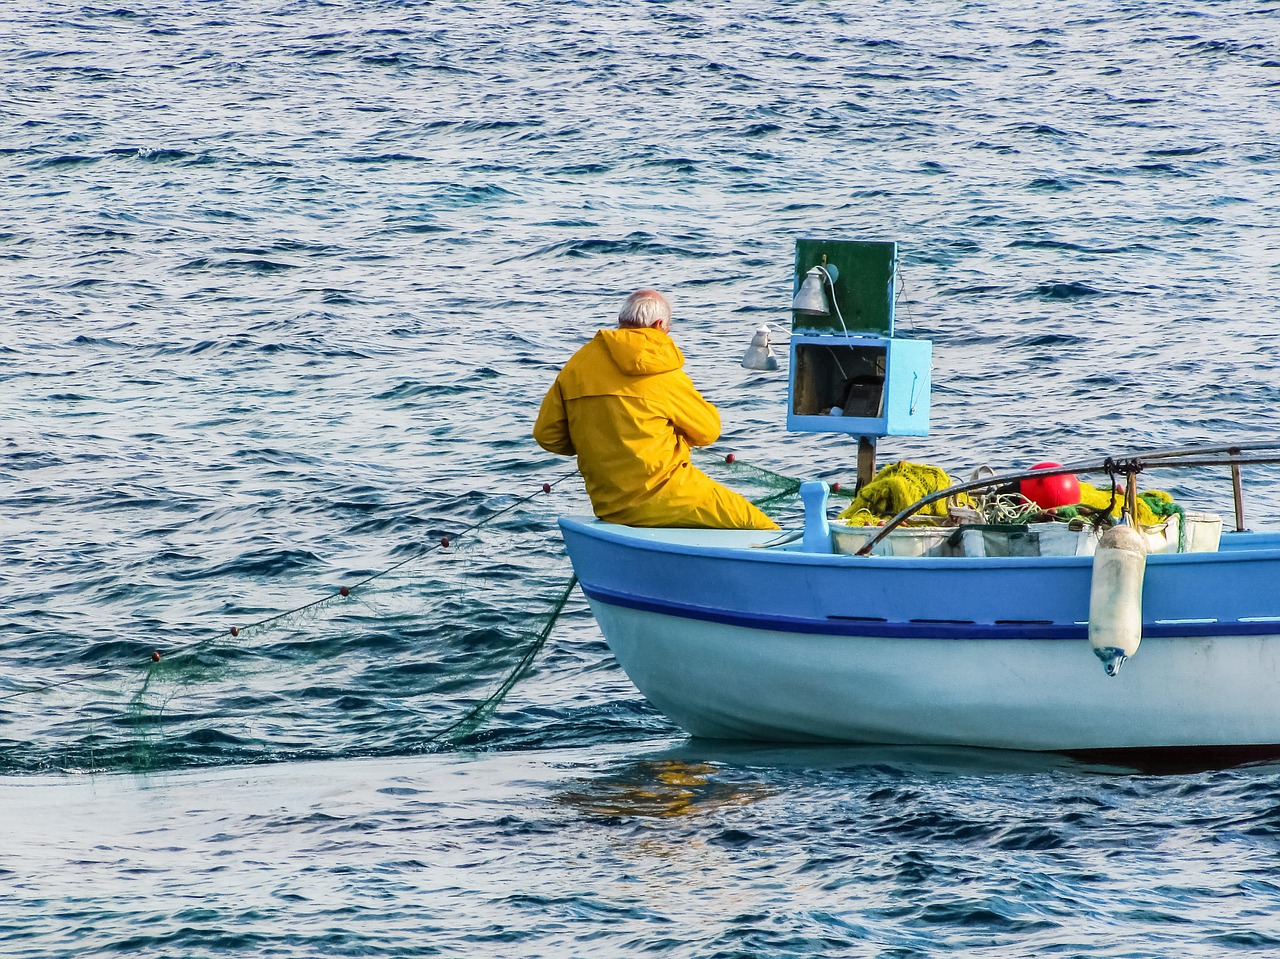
left=830, top=519, right=1183, bottom=558
left=1029, top=522, right=1101, bottom=557
left=956, top=522, right=1099, bottom=557
left=830, top=524, right=954, bottom=557
left=1182, top=511, right=1223, bottom=552
left=1133, top=512, right=1222, bottom=553
left=829, top=524, right=1100, bottom=560
left=1140, top=515, right=1179, bottom=554
left=957, top=524, right=1041, bottom=558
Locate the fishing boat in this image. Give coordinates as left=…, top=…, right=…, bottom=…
left=556, top=239, right=1280, bottom=756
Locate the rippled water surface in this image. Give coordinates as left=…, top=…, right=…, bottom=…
left=3, top=0, right=1280, bottom=955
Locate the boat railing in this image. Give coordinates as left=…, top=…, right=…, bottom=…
left=853, top=441, right=1280, bottom=558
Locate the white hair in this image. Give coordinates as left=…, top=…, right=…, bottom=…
left=617, top=289, right=671, bottom=329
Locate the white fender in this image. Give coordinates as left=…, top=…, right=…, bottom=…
left=1088, top=525, right=1148, bottom=676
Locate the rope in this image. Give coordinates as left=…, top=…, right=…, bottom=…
left=0, top=451, right=817, bottom=761
left=0, top=664, right=121, bottom=706
left=198, top=467, right=582, bottom=652
left=975, top=491, right=1043, bottom=526
left=706, top=450, right=852, bottom=506
left=0, top=468, right=583, bottom=706
left=417, top=574, right=578, bottom=750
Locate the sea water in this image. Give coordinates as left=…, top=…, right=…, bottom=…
left=3, top=1, right=1280, bottom=955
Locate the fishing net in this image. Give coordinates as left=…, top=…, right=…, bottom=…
left=0, top=476, right=587, bottom=773
left=697, top=448, right=850, bottom=517
left=836, top=461, right=958, bottom=525
left=0, top=451, right=818, bottom=775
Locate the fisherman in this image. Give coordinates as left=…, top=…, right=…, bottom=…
left=534, top=289, right=779, bottom=530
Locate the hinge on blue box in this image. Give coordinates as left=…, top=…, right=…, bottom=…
left=787, top=239, right=933, bottom=489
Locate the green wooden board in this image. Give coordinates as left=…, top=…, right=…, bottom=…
left=792, top=239, right=897, bottom=336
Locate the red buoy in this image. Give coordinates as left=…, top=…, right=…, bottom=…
left=151, top=650, right=161, bottom=662
left=542, top=483, right=551, bottom=493
left=441, top=537, right=450, bottom=548
left=340, top=586, right=350, bottom=597
left=830, top=482, right=841, bottom=493
left=725, top=453, right=735, bottom=464
left=230, top=626, right=240, bottom=637
left=1020, top=461, right=1081, bottom=509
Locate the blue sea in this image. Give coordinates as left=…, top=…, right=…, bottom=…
left=4, top=0, right=1280, bottom=955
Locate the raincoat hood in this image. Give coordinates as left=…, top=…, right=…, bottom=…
left=598, top=327, right=685, bottom=376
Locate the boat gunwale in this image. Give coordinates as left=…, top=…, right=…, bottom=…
left=558, top=515, right=1280, bottom=570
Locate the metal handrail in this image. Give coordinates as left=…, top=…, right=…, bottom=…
left=853, top=441, right=1280, bottom=557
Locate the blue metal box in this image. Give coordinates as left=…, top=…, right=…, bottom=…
left=787, top=238, right=932, bottom=440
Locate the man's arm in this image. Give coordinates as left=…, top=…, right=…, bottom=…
left=667, top=371, right=722, bottom=448
left=533, top=381, right=576, bottom=456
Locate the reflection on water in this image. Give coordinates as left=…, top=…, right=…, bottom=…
left=649, top=739, right=1091, bottom=776
left=556, top=759, right=773, bottom=819
left=1065, top=745, right=1280, bottom=777
left=648, top=739, right=1280, bottom=779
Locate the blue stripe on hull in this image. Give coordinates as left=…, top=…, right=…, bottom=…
left=579, top=582, right=1280, bottom=641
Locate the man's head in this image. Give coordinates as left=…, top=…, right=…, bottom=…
left=618, top=289, right=671, bottom=333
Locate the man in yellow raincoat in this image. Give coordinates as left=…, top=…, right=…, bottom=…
left=534, top=289, right=778, bottom=530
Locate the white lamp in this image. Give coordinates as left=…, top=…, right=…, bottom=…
left=792, top=264, right=839, bottom=316
left=741, top=325, right=778, bottom=371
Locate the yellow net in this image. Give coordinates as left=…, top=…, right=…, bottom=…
left=836, top=461, right=962, bottom=526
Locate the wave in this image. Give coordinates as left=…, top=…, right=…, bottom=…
left=1026, top=281, right=1106, bottom=300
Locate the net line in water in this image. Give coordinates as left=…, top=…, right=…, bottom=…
left=1, top=470, right=583, bottom=703
left=177, top=469, right=587, bottom=660
left=415, top=573, right=578, bottom=750
left=1, top=470, right=588, bottom=771
left=0, top=452, right=823, bottom=772
left=124, top=469, right=592, bottom=768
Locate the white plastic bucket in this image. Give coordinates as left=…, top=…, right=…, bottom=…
left=1141, top=514, right=1179, bottom=554
left=958, top=525, right=1041, bottom=558
left=830, top=525, right=953, bottom=557
left=1182, top=511, right=1223, bottom=552
left=1129, top=511, right=1221, bottom=553
left=957, top=523, right=1097, bottom=557
left=1028, top=522, right=1101, bottom=557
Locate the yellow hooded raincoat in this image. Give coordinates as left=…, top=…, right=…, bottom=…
left=534, top=327, right=778, bottom=530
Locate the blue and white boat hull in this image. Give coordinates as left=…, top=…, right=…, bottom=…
left=561, top=516, right=1280, bottom=752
